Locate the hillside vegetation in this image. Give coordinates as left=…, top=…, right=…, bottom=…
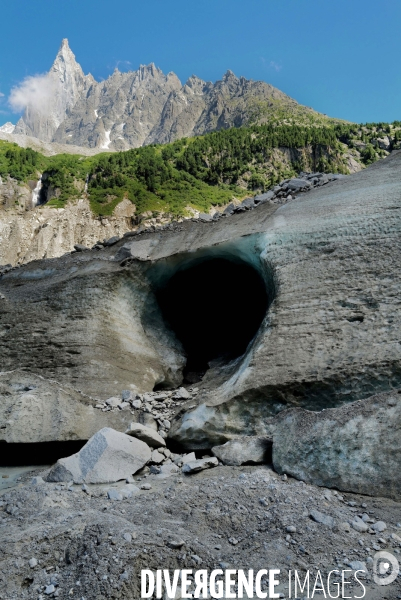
left=1, top=120, right=400, bottom=218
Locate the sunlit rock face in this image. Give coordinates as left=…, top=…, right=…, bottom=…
left=0, top=195, right=136, bottom=267
left=14, top=39, right=95, bottom=142
left=1, top=153, right=401, bottom=447
left=14, top=39, right=322, bottom=151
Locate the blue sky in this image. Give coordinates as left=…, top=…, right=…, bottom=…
left=0, top=0, right=400, bottom=126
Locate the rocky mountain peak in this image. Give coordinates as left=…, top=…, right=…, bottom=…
left=15, top=40, right=331, bottom=150
left=184, top=75, right=208, bottom=94
left=186, top=74, right=206, bottom=85
left=14, top=38, right=94, bottom=142
left=222, top=69, right=239, bottom=82
left=51, top=38, right=84, bottom=79
left=137, top=63, right=161, bottom=80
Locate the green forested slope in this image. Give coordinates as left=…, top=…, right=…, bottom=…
left=1, top=120, right=400, bottom=218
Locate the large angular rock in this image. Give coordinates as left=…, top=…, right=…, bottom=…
left=272, top=391, right=401, bottom=499
left=212, top=436, right=272, bottom=466
left=240, top=197, right=255, bottom=209
left=287, top=178, right=312, bottom=191
left=47, top=427, right=151, bottom=483
left=0, top=371, right=132, bottom=444
left=114, top=238, right=158, bottom=262
left=254, top=191, right=274, bottom=203
left=125, top=422, right=166, bottom=448
left=223, top=203, right=236, bottom=215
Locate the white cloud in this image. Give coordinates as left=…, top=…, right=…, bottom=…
left=260, top=57, right=283, bottom=73
left=116, top=60, right=131, bottom=68
left=0, top=92, right=4, bottom=97
left=270, top=61, right=282, bottom=72
left=9, top=73, right=57, bottom=114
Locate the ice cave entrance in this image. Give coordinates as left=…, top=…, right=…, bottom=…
left=155, top=257, right=269, bottom=381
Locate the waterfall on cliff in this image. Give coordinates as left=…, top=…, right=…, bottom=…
left=32, top=176, right=43, bottom=206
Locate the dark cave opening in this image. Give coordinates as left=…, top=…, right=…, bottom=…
left=0, top=440, right=86, bottom=466
left=155, top=258, right=269, bottom=379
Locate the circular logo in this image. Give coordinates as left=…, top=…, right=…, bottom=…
left=373, top=551, right=399, bottom=586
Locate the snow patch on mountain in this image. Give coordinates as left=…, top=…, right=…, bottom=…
left=101, top=130, right=112, bottom=149
left=0, top=122, right=15, bottom=134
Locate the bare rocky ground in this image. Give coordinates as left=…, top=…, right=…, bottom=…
left=1, top=461, right=400, bottom=600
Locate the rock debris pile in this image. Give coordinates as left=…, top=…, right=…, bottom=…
left=93, top=387, right=196, bottom=441
left=0, top=464, right=400, bottom=599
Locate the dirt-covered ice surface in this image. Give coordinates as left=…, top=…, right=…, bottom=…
left=0, top=465, right=400, bottom=599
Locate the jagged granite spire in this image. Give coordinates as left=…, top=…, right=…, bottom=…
left=14, top=39, right=94, bottom=141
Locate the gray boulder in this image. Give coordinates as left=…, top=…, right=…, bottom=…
left=371, top=521, right=387, bottom=532
left=212, top=436, right=272, bottom=466
left=310, top=509, right=336, bottom=528
left=272, top=392, right=401, bottom=499
left=347, top=561, right=368, bottom=576
left=223, top=203, right=236, bottom=215
left=123, top=484, right=141, bottom=498
left=151, top=449, right=164, bottom=464
left=198, top=213, right=213, bottom=222
left=107, top=488, right=123, bottom=501
left=47, top=427, right=151, bottom=483
left=103, top=236, right=120, bottom=246
left=254, top=191, right=275, bottom=203
left=351, top=517, right=368, bottom=533
left=287, top=178, right=312, bottom=191
left=174, top=452, right=196, bottom=466
left=125, top=422, right=166, bottom=448
left=173, top=387, right=191, bottom=400
left=159, top=463, right=180, bottom=476
left=240, top=197, right=255, bottom=209
left=182, top=457, right=218, bottom=474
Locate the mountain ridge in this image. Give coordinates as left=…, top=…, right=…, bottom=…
left=13, top=39, right=343, bottom=150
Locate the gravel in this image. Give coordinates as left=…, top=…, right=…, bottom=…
left=1, top=464, right=400, bottom=599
